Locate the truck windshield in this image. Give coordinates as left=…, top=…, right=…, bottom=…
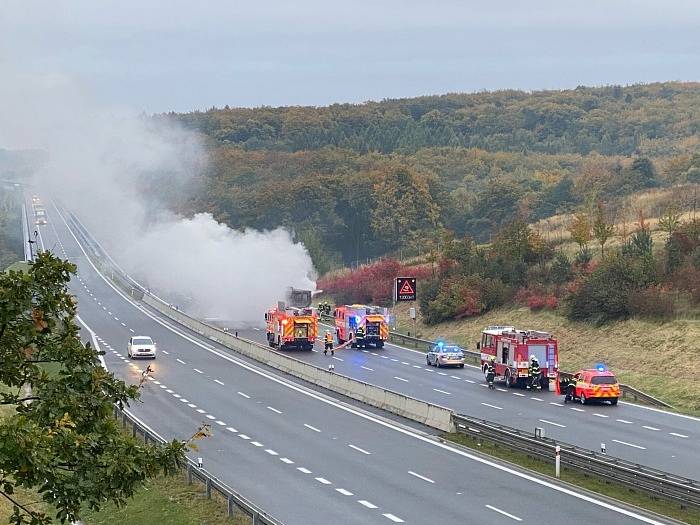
left=591, top=375, right=617, bottom=385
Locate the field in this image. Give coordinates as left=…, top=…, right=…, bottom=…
left=392, top=302, right=700, bottom=415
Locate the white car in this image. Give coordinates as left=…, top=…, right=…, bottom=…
left=127, top=336, right=157, bottom=359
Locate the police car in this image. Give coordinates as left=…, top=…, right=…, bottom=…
left=426, top=342, right=465, bottom=368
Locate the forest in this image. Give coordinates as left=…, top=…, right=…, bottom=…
left=165, top=82, right=700, bottom=273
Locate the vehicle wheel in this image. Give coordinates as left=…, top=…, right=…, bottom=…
left=459, top=364, right=464, bottom=368
left=580, top=393, right=587, bottom=405
left=152, top=355, right=156, bottom=360
left=377, top=342, right=384, bottom=349
left=610, top=397, right=618, bottom=406
left=435, top=361, right=441, bottom=368
left=128, top=349, right=131, bottom=358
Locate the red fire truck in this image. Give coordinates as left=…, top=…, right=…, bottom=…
left=265, top=306, right=318, bottom=351
left=334, top=304, right=389, bottom=349
left=478, top=326, right=559, bottom=389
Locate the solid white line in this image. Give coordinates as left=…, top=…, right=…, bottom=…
left=57, top=208, right=670, bottom=525
left=408, top=470, right=434, bottom=483
left=612, top=439, right=646, bottom=450
left=297, top=467, right=311, bottom=474
left=358, top=500, right=377, bottom=509
left=361, top=366, right=374, bottom=371
left=481, top=402, right=503, bottom=410
left=433, top=388, right=451, bottom=395
left=267, top=406, right=282, bottom=414
left=315, top=477, right=332, bottom=485
left=348, top=444, right=371, bottom=455
left=618, top=400, right=700, bottom=422
left=383, top=513, right=404, bottom=523
left=642, top=425, right=660, bottom=431
left=237, top=392, right=250, bottom=398
left=616, top=419, right=633, bottom=424
left=193, top=368, right=203, bottom=374
left=176, top=358, right=186, bottom=364
left=669, top=432, right=689, bottom=438
left=394, top=376, right=409, bottom=382
left=336, top=488, right=353, bottom=496
left=214, top=379, right=224, bottom=385
left=539, top=419, right=566, bottom=428
left=304, top=424, right=321, bottom=433
left=485, top=505, right=522, bottom=521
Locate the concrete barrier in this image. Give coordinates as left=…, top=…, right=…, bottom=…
left=141, top=294, right=455, bottom=432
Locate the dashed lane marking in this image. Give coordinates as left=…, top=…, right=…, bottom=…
left=315, top=477, right=332, bottom=485
left=193, top=368, right=203, bottom=374
left=176, top=358, right=186, bottom=364
left=206, top=415, right=216, bottom=420
left=408, top=471, right=434, bottom=483
left=226, top=427, right=237, bottom=433
left=394, top=376, right=409, bottom=382
left=569, top=407, right=585, bottom=412
left=238, top=434, right=250, bottom=440
left=643, top=425, right=660, bottom=431
left=237, top=392, right=250, bottom=399
left=196, top=408, right=206, bottom=413
left=304, top=424, right=321, bottom=433
left=297, top=467, right=312, bottom=474
left=485, top=505, right=522, bottom=522
left=383, top=513, right=404, bottom=523
left=481, top=402, right=503, bottom=410
left=336, top=488, right=353, bottom=496
left=280, top=457, right=294, bottom=464
left=216, top=420, right=226, bottom=426
left=214, top=379, right=224, bottom=385
left=593, top=413, right=609, bottom=418
left=361, top=366, right=374, bottom=371
left=267, top=406, right=282, bottom=414
left=433, top=388, right=451, bottom=395
left=670, top=432, right=689, bottom=438
left=348, top=444, right=371, bottom=455
left=265, top=449, right=279, bottom=456
left=616, top=419, right=633, bottom=424
left=331, top=356, right=343, bottom=362
left=358, top=500, right=378, bottom=509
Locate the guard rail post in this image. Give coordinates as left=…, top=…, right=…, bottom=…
left=205, top=477, right=212, bottom=499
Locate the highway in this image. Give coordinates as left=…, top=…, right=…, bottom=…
left=28, top=194, right=680, bottom=525
left=235, top=324, right=700, bottom=479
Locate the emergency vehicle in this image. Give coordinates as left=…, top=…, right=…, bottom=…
left=567, top=366, right=620, bottom=405
left=265, top=305, right=318, bottom=351
left=478, top=326, right=558, bottom=389
left=334, top=304, right=389, bottom=349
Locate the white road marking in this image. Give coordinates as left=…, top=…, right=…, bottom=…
left=179, top=398, right=188, bottom=403
left=97, top=301, right=101, bottom=305
left=153, top=380, right=160, bottom=385
left=450, top=375, right=461, bottom=379
left=265, top=449, right=279, bottom=456
left=481, top=402, right=503, bottom=410
left=437, top=372, right=447, bottom=376
left=114, top=317, right=119, bottom=321
left=394, top=376, right=409, bottom=382
left=216, top=420, right=226, bottom=426
left=253, top=327, right=261, bottom=331
left=165, top=389, right=173, bottom=393
left=612, top=439, right=646, bottom=449
left=226, top=427, right=237, bottom=433
left=315, top=477, right=332, bottom=485
left=251, top=441, right=263, bottom=447
left=176, top=358, right=186, bottom=364
left=120, top=322, right=126, bottom=327
left=304, top=424, right=321, bottom=433
left=348, top=444, right=371, bottom=455
left=408, top=471, right=434, bottom=483
left=159, top=385, right=167, bottom=389
left=238, top=434, right=250, bottom=440
left=433, top=388, right=451, bottom=395
left=206, top=415, right=216, bottom=420
left=361, top=366, right=374, bottom=371
left=188, top=403, right=197, bottom=408
left=380, top=355, right=388, bottom=359
left=530, top=397, right=543, bottom=401
left=237, top=391, right=250, bottom=398
left=108, top=311, right=112, bottom=315
left=214, top=379, right=224, bottom=385
left=424, top=368, right=433, bottom=372
left=401, top=361, right=410, bottom=365
left=196, top=408, right=206, bottom=413
left=193, top=368, right=203, bottom=374
left=358, top=500, right=377, bottom=509
left=161, top=350, right=169, bottom=355
left=297, top=467, right=312, bottom=474
left=370, top=352, right=378, bottom=356
left=485, top=505, right=522, bottom=521
left=172, top=393, right=181, bottom=398
left=593, top=413, right=609, bottom=418
left=267, top=406, right=282, bottom=414
left=390, top=358, right=398, bottom=362
left=280, top=457, right=294, bottom=464
left=549, top=402, right=563, bottom=406
left=383, top=514, right=404, bottom=523
left=412, top=365, right=422, bottom=368
left=569, top=407, right=585, bottom=412
left=670, top=432, right=689, bottom=438
left=465, top=379, right=475, bottom=384
left=129, top=328, right=134, bottom=333
left=539, top=419, right=566, bottom=428
left=616, top=419, right=633, bottom=424
left=497, top=388, right=508, bottom=392
left=331, top=356, right=343, bottom=361
left=512, top=392, right=525, bottom=397
left=336, top=488, right=353, bottom=496
left=643, top=425, right=660, bottom=431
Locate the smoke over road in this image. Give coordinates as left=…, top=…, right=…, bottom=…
left=0, top=75, right=316, bottom=324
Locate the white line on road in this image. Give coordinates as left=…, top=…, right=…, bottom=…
left=412, top=365, right=422, bottom=368
left=450, top=375, right=461, bottom=379
left=179, top=398, right=188, bottom=403
left=569, top=407, right=585, bottom=412
left=361, top=366, right=374, bottom=371
left=485, top=505, right=522, bottom=521
left=465, top=379, right=475, bottom=384
left=512, top=392, right=525, bottom=397
left=129, top=328, right=134, bottom=333
left=390, top=358, right=398, bottom=362
left=401, top=362, right=410, bottom=365
left=214, top=379, right=224, bottom=385
left=159, top=385, right=167, bottom=389
left=616, top=419, right=633, bottom=424
left=206, top=415, right=216, bottom=420
left=251, top=441, right=263, bottom=447
left=612, top=439, right=646, bottom=450
left=304, top=424, right=321, bottom=433
left=433, top=388, right=451, bottom=395
left=188, top=403, right=197, bottom=408
left=593, top=413, right=609, bottom=418
left=539, top=419, right=566, bottom=428
left=642, top=425, right=660, bottom=431
left=383, top=514, right=404, bottom=523
left=165, top=389, right=173, bottom=393
left=549, top=402, right=563, bottom=406
left=267, top=406, right=282, bottom=414
left=216, top=420, right=226, bottom=426
left=120, top=322, right=126, bottom=327
left=193, top=368, right=203, bottom=374
left=394, top=376, right=409, bottom=382
left=358, top=500, right=377, bottom=509
left=161, top=350, right=169, bottom=355
left=481, top=402, right=503, bottom=410
left=331, top=356, right=343, bottom=361
left=530, top=397, right=543, bottom=401
left=226, top=427, right=237, bottom=433
left=153, top=380, right=160, bottom=385
left=348, top=444, right=371, bottom=455
left=336, top=488, right=353, bottom=496
left=280, top=457, right=294, bottom=464
left=196, top=409, right=206, bottom=414
left=172, top=393, right=181, bottom=398
left=408, top=471, right=434, bottom=483
left=265, top=449, right=279, bottom=456
left=238, top=434, right=250, bottom=440
left=670, top=432, right=689, bottom=438
left=315, top=477, right=332, bottom=485
left=176, top=358, right=186, bottom=364
left=237, top=392, right=250, bottom=398
left=297, top=467, right=312, bottom=474
left=437, top=372, right=447, bottom=376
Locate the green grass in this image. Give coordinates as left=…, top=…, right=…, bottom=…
left=446, top=432, right=700, bottom=525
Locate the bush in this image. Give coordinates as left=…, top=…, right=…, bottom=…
left=516, top=287, right=559, bottom=311
left=627, top=286, right=675, bottom=319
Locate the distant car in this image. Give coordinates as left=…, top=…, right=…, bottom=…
left=572, top=367, right=620, bottom=405
left=128, top=336, right=157, bottom=359
left=426, top=343, right=465, bottom=368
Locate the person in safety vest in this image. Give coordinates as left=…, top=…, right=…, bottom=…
left=528, top=355, right=541, bottom=390
left=355, top=325, right=365, bottom=349
left=563, top=374, right=577, bottom=403
left=323, top=330, right=334, bottom=356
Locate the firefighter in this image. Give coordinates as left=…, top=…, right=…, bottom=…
left=485, top=356, right=496, bottom=389
left=528, top=355, right=541, bottom=390
left=355, top=325, right=365, bottom=349
left=323, top=330, right=334, bottom=356
left=563, top=374, right=577, bottom=403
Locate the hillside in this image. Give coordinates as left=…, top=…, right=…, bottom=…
left=163, top=82, right=700, bottom=272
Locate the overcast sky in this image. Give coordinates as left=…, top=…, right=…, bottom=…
left=2, top=0, right=700, bottom=113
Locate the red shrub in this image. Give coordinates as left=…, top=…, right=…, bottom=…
left=516, top=286, right=559, bottom=311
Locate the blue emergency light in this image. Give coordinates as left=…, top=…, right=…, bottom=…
left=437, top=341, right=444, bottom=348
left=595, top=363, right=608, bottom=372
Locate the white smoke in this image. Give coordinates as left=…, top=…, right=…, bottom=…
left=0, top=74, right=316, bottom=324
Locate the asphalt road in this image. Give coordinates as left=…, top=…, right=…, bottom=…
left=234, top=323, right=700, bottom=480
left=30, top=195, right=682, bottom=525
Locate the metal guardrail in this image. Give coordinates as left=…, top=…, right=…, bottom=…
left=453, top=414, right=700, bottom=509
left=114, top=405, right=284, bottom=525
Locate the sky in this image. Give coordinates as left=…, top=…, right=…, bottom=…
left=2, top=0, right=700, bottom=113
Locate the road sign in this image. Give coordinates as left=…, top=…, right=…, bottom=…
left=395, top=277, right=417, bottom=302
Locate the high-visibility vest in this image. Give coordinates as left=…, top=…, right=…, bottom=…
left=325, top=333, right=333, bottom=343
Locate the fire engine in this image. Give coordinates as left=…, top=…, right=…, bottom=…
left=334, top=304, right=389, bottom=349
left=478, top=326, right=558, bottom=389
left=265, top=305, right=318, bottom=351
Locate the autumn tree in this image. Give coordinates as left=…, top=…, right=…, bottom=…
left=0, top=253, right=190, bottom=524
left=592, top=203, right=615, bottom=257
left=568, top=212, right=592, bottom=252
left=658, top=205, right=681, bottom=239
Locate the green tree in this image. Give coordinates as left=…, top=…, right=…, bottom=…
left=658, top=205, right=681, bottom=239
left=592, top=203, right=615, bottom=257
left=0, top=253, right=195, bottom=525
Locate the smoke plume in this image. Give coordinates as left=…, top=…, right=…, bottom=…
left=0, top=74, right=316, bottom=324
